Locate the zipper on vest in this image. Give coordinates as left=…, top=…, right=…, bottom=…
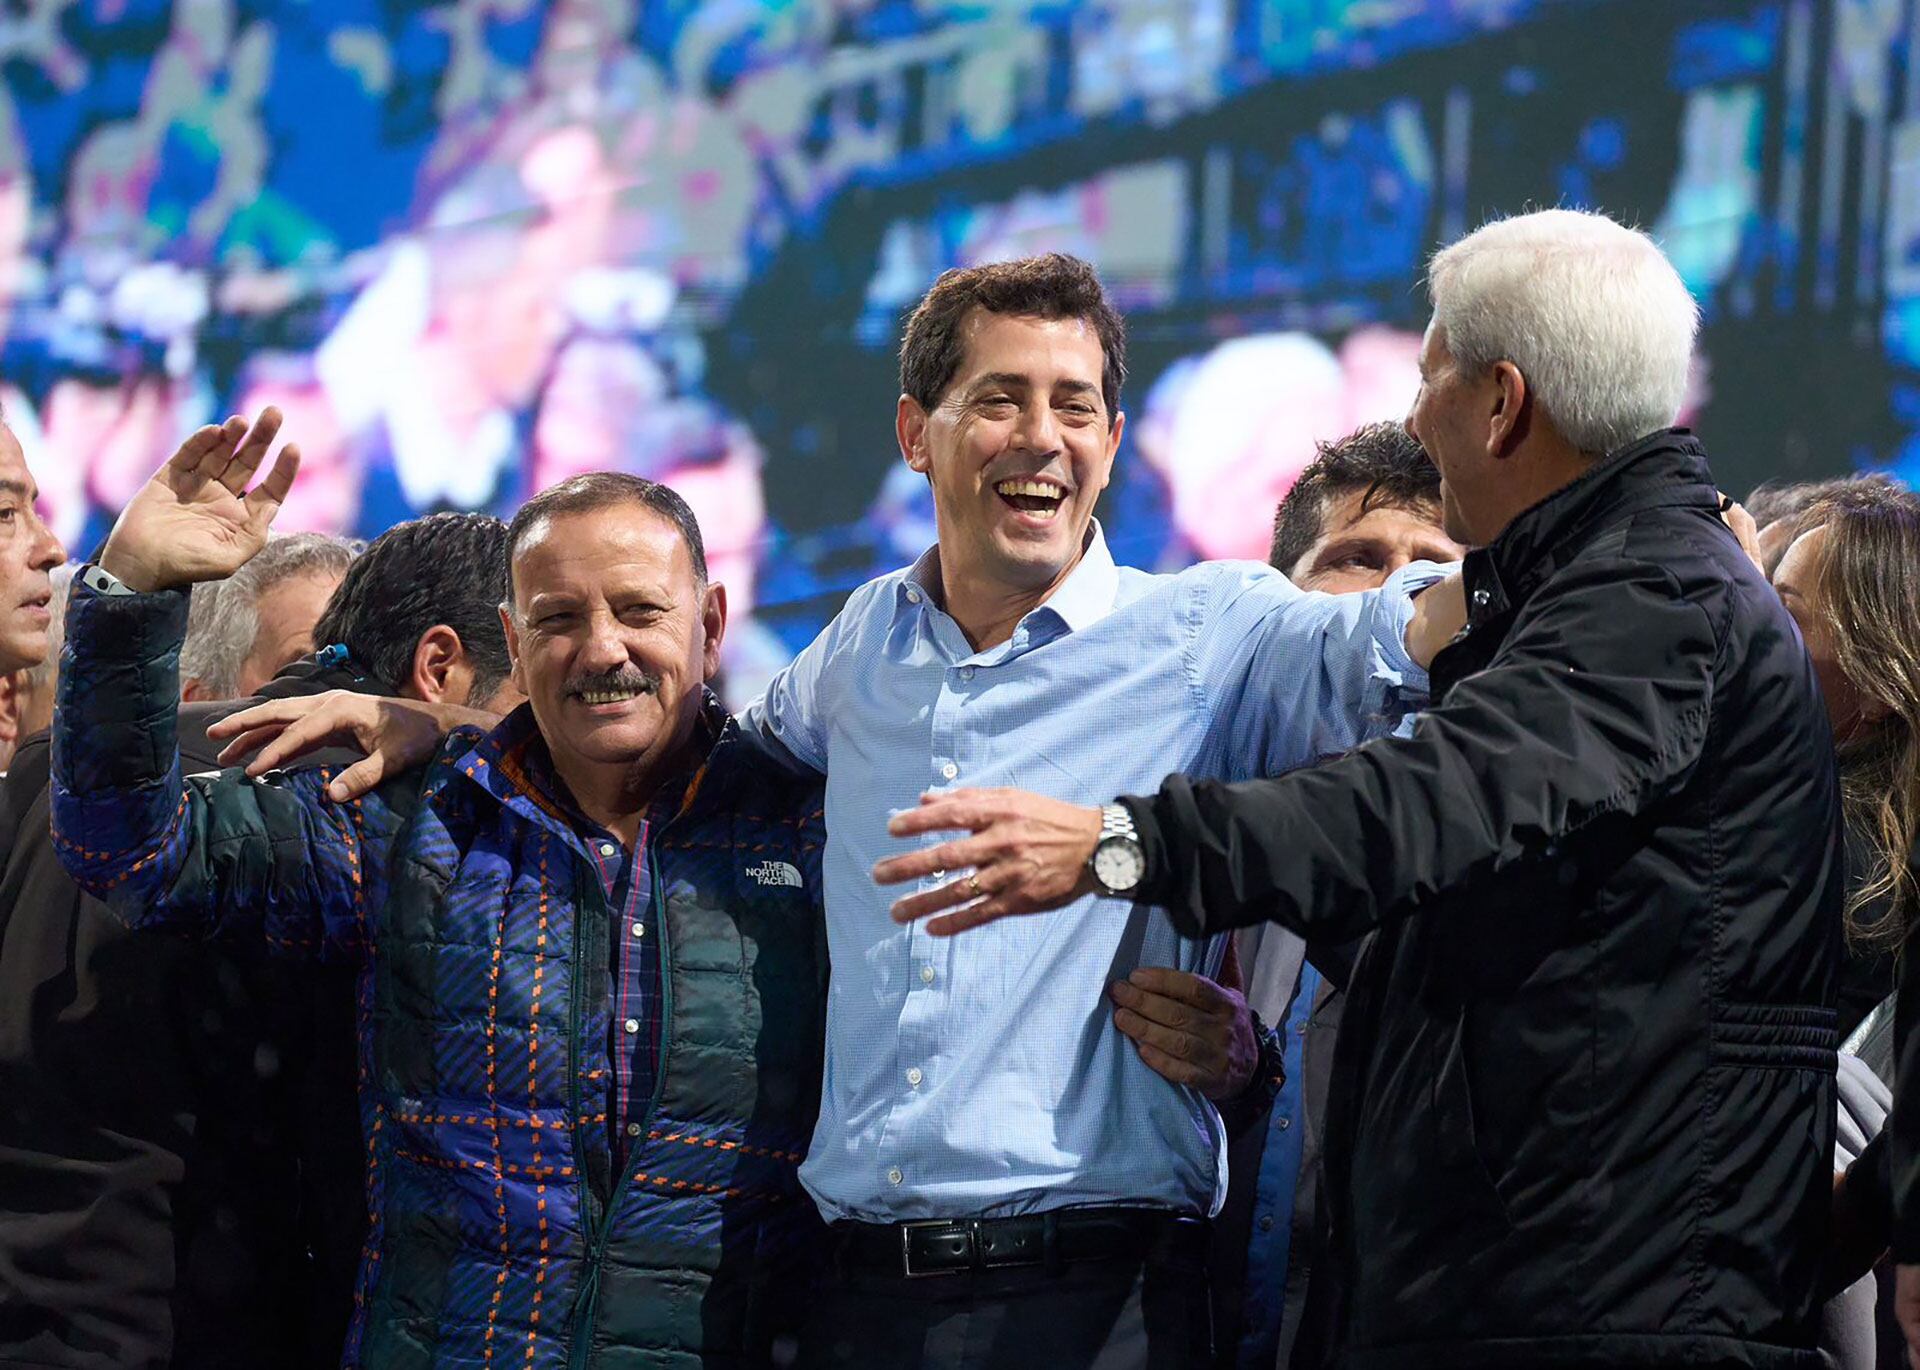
left=566, top=832, right=677, bottom=1370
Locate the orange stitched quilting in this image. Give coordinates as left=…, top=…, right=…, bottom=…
left=525, top=836, right=552, bottom=1366
left=648, top=1129, right=805, bottom=1165
left=481, top=880, right=511, bottom=1364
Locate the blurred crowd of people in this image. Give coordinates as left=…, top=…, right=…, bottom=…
left=0, top=214, right=1916, bottom=1370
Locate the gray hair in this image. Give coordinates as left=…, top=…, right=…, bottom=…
left=180, top=533, right=360, bottom=699
left=1427, top=208, right=1700, bottom=458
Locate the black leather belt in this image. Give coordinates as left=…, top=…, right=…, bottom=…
left=833, top=1207, right=1208, bottom=1279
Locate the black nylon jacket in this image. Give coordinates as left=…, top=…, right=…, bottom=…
left=1124, top=430, right=1844, bottom=1369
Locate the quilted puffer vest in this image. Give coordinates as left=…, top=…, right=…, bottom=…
left=354, top=706, right=828, bottom=1370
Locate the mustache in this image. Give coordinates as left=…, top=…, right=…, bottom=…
left=564, top=667, right=661, bottom=699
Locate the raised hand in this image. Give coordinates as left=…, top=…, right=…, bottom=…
left=99, top=408, right=300, bottom=592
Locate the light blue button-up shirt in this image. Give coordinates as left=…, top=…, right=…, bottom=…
left=741, top=524, right=1431, bottom=1223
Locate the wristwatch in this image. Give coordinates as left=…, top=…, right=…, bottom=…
left=1217, top=1013, right=1288, bottom=1138
left=80, top=563, right=137, bottom=597
left=1087, top=802, right=1147, bottom=898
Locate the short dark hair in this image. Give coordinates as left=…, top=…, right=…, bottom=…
left=505, top=473, right=708, bottom=603
left=1268, top=422, right=1443, bottom=574
left=899, top=253, right=1127, bottom=419
left=312, top=512, right=512, bottom=705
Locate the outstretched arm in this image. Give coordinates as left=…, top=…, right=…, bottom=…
left=878, top=558, right=1716, bottom=941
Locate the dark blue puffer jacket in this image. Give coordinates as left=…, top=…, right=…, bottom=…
left=52, top=581, right=829, bottom=1369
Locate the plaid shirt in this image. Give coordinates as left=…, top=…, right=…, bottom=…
left=517, top=735, right=697, bottom=1165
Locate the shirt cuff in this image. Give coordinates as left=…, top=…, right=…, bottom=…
left=1368, top=559, right=1454, bottom=712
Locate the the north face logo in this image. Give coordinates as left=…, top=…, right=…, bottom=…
left=746, top=860, right=804, bottom=889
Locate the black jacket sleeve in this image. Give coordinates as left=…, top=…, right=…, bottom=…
left=1125, top=555, right=1719, bottom=940
left=1893, top=934, right=1920, bottom=1261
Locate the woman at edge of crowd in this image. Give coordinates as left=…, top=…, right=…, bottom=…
left=1786, top=483, right=1920, bottom=1367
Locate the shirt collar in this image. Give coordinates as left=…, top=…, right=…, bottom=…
left=894, top=520, right=1120, bottom=638
left=453, top=696, right=719, bottom=847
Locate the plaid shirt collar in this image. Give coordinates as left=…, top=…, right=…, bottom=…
left=452, top=692, right=724, bottom=852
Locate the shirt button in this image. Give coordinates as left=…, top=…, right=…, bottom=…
left=630, top=922, right=646, bottom=939
left=959, top=667, right=974, bottom=681
left=1471, top=587, right=1491, bottom=610
left=625, top=1122, right=642, bottom=1138
left=1259, top=1214, right=1275, bottom=1233
left=623, top=1018, right=640, bottom=1035
left=598, top=842, right=617, bottom=857
left=887, top=1167, right=904, bottom=1186
left=940, top=762, right=958, bottom=780
left=920, top=964, right=936, bottom=985
left=906, top=587, right=921, bottom=604
left=1276, top=1116, right=1290, bottom=1130
left=906, top=1067, right=923, bottom=1088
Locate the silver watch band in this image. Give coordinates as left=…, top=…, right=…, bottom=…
left=80, top=563, right=138, bottom=597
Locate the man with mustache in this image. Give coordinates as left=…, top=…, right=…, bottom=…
left=48, top=414, right=832, bottom=1368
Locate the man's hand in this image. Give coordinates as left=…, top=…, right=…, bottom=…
left=872, top=787, right=1101, bottom=936
left=1900, top=1263, right=1920, bottom=1369
left=206, top=691, right=491, bottom=801
left=99, top=409, right=300, bottom=592
left=1404, top=571, right=1466, bottom=668
left=1114, top=968, right=1257, bottom=1100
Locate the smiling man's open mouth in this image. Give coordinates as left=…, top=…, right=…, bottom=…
left=993, top=477, right=1068, bottom=516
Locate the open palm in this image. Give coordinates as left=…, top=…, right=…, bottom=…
left=99, top=408, right=302, bottom=592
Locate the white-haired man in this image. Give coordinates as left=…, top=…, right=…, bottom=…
left=878, top=209, right=1844, bottom=1368
left=179, top=532, right=357, bottom=701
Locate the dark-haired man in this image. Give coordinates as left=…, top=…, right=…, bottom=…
left=51, top=419, right=831, bottom=1369
left=0, top=511, right=515, bottom=1369
left=1269, top=421, right=1465, bottom=594
left=737, top=255, right=1460, bottom=1368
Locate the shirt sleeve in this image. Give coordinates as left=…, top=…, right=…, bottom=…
left=738, top=587, right=871, bottom=777
left=1194, top=559, right=1450, bottom=780
left=51, top=579, right=376, bottom=960
left=1132, top=554, right=1717, bottom=940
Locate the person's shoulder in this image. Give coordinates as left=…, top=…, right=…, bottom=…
left=1114, top=557, right=1282, bottom=603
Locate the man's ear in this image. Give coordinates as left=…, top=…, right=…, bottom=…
left=1096, top=409, right=1125, bottom=493
left=180, top=677, right=214, bottom=704
left=1486, top=360, right=1530, bottom=459
left=897, top=395, right=932, bottom=476
left=700, top=581, right=729, bottom=681
left=407, top=625, right=469, bottom=705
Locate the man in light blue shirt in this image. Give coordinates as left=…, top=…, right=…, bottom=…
left=741, top=254, right=1458, bottom=1369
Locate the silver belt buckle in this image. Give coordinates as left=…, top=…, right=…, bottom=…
left=900, top=1219, right=969, bottom=1278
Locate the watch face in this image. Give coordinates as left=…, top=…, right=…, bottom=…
left=1093, top=837, right=1145, bottom=893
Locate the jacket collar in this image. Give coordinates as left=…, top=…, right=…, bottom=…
left=1460, top=427, right=1721, bottom=630
left=451, top=689, right=729, bottom=848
